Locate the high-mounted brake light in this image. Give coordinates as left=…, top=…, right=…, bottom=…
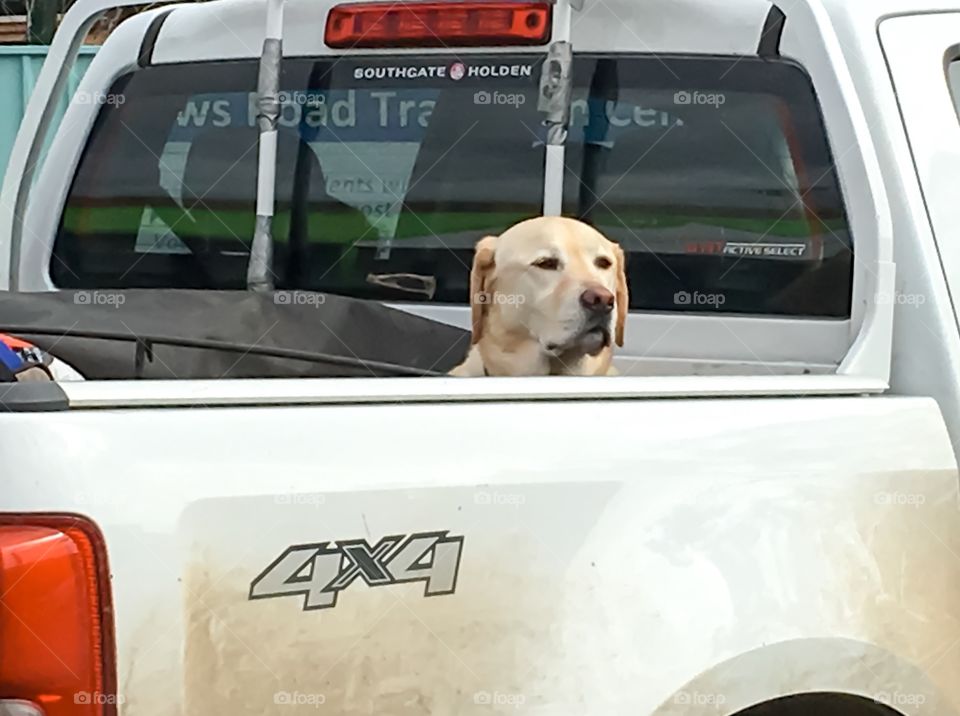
left=0, top=515, right=116, bottom=716
left=325, top=1, right=552, bottom=48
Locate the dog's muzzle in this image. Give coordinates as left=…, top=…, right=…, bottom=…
left=544, top=285, right=615, bottom=358
left=545, top=317, right=612, bottom=358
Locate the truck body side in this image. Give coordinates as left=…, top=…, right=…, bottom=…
left=2, top=383, right=959, bottom=714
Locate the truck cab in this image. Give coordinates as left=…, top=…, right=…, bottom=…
left=0, top=0, right=899, bottom=382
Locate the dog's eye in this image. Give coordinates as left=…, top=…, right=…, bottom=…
left=595, top=256, right=613, bottom=270
left=532, top=257, right=561, bottom=271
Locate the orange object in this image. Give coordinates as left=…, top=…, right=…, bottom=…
left=0, top=334, right=36, bottom=351
left=325, top=1, right=551, bottom=48
left=0, top=515, right=116, bottom=716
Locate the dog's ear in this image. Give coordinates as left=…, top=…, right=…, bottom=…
left=470, top=235, right=498, bottom=345
left=614, top=244, right=629, bottom=347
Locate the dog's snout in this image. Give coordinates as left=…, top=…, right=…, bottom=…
left=580, top=285, right=615, bottom=314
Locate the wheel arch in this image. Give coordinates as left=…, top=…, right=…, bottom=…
left=650, top=637, right=956, bottom=716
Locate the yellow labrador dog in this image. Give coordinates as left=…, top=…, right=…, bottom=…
left=450, top=216, right=628, bottom=377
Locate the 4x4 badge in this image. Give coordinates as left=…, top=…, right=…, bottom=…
left=249, top=531, right=464, bottom=610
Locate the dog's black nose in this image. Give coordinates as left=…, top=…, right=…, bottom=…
left=580, top=286, right=615, bottom=314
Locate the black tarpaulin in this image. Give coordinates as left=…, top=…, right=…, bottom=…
left=0, top=290, right=470, bottom=379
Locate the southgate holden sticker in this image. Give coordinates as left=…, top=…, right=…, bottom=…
left=353, top=61, right=534, bottom=82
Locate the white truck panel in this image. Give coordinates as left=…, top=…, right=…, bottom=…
left=150, top=0, right=771, bottom=64
left=56, top=374, right=889, bottom=408
left=2, top=395, right=959, bottom=714
left=871, top=12, right=960, bottom=458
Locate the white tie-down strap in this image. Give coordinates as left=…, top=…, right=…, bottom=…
left=248, top=0, right=285, bottom=291
left=539, top=0, right=574, bottom=216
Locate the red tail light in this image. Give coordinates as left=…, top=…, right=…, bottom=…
left=325, top=1, right=552, bottom=48
left=0, top=515, right=116, bottom=716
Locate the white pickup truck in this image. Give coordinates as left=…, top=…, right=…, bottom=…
left=3, top=0, right=960, bottom=715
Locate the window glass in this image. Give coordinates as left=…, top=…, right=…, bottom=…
left=564, top=56, right=852, bottom=317
left=53, top=54, right=851, bottom=317
left=53, top=56, right=545, bottom=300
left=948, top=60, right=960, bottom=118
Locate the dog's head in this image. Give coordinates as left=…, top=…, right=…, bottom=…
left=469, top=216, right=629, bottom=363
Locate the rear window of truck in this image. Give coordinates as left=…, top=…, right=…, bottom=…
left=52, top=53, right=852, bottom=318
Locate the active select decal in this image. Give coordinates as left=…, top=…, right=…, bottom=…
left=353, top=61, right=534, bottom=81
left=249, top=531, right=464, bottom=610
left=685, top=240, right=811, bottom=259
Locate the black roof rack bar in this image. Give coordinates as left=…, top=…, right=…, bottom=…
left=137, top=8, right=174, bottom=68
left=758, top=4, right=786, bottom=57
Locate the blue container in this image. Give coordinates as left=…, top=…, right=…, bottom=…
left=0, top=45, right=98, bottom=176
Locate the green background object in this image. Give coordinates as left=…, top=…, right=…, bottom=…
left=0, top=45, right=97, bottom=179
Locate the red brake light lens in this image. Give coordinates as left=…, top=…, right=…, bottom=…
left=0, top=515, right=116, bottom=716
left=325, top=1, right=552, bottom=48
